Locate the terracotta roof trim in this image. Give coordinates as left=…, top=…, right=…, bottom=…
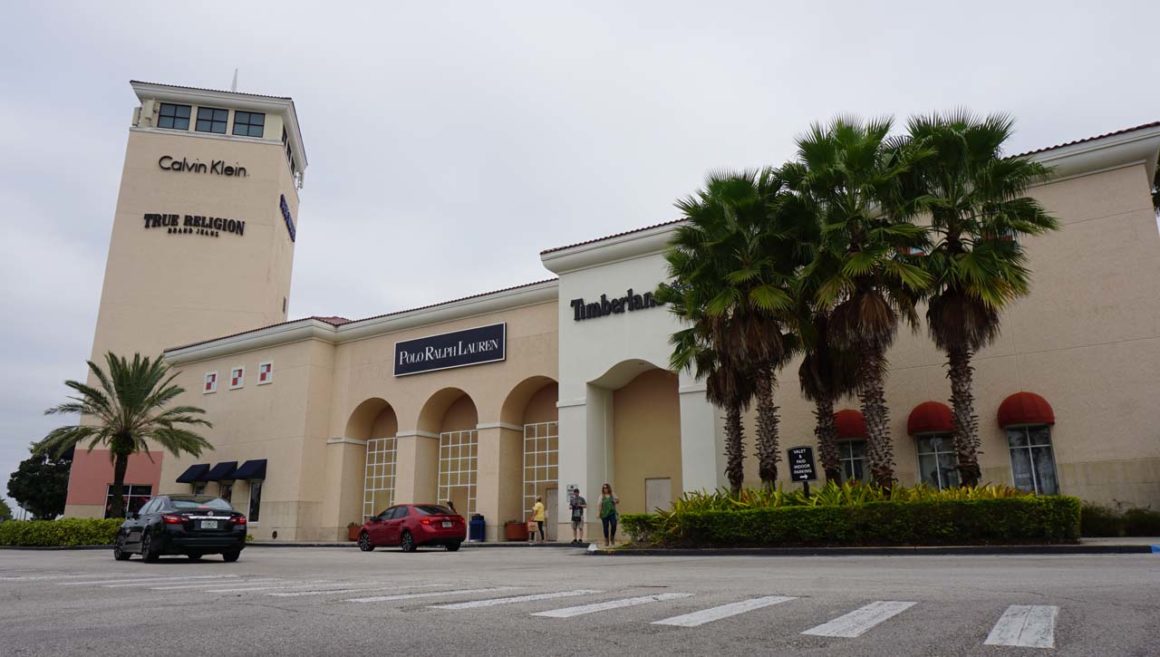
left=130, top=79, right=292, bottom=101
left=1013, top=120, right=1160, bottom=158
left=540, top=218, right=683, bottom=255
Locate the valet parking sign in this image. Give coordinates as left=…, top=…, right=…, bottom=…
left=787, top=446, right=818, bottom=482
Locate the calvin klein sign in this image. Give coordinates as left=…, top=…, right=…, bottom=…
left=158, top=155, right=248, bottom=177
left=394, top=323, right=506, bottom=376
left=569, top=288, right=663, bottom=321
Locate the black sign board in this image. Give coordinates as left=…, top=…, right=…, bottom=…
left=787, top=446, right=818, bottom=482
left=394, top=323, right=506, bottom=377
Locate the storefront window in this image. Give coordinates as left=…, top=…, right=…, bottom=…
left=523, top=421, right=559, bottom=517
left=104, top=485, right=152, bottom=518
left=248, top=481, right=263, bottom=523
left=1007, top=425, right=1059, bottom=494
left=192, top=481, right=206, bottom=495
left=838, top=440, right=868, bottom=483
left=438, top=430, right=477, bottom=516
left=916, top=434, right=961, bottom=490
left=219, top=482, right=233, bottom=503
left=362, top=437, right=397, bottom=520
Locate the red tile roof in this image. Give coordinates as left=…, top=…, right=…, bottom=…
left=540, top=218, right=683, bottom=255
left=130, top=79, right=292, bottom=101
left=1014, top=120, right=1160, bottom=158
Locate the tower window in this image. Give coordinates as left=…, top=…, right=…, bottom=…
left=233, top=111, right=265, bottom=138
left=196, top=107, right=229, bottom=134
left=157, top=103, right=191, bottom=130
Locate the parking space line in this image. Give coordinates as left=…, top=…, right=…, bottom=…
left=345, top=587, right=522, bottom=604
left=430, top=590, right=602, bottom=610
left=652, top=595, right=797, bottom=627
left=984, top=605, right=1058, bottom=649
left=801, top=601, right=917, bottom=638
left=148, top=579, right=284, bottom=590
left=532, top=593, right=693, bottom=619
left=202, top=581, right=337, bottom=593
left=268, top=583, right=446, bottom=598
left=58, top=575, right=240, bottom=586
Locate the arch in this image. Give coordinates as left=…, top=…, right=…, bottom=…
left=345, top=398, right=397, bottom=440
left=500, top=375, right=559, bottom=426
left=998, top=392, right=1055, bottom=427
left=834, top=409, right=867, bottom=439
left=590, top=358, right=668, bottom=390
left=610, top=363, right=681, bottom=515
left=417, top=387, right=478, bottom=434
left=907, top=401, right=954, bottom=435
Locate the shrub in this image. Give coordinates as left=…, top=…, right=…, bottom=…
left=1080, top=503, right=1124, bottom=537
left=0, top=518, right=122, bottom=547
left=1122, top=508, right=1160, bottom=536
left=630, top=496, right=1081, bottom=547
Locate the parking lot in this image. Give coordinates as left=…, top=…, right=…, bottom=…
left=1, top=546, right=1157, bottom=656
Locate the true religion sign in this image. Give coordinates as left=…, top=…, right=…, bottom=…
left=394, top=323, right=506, bottom=376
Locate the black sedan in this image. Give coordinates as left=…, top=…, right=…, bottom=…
left=114, top=495, right=247, bottom=562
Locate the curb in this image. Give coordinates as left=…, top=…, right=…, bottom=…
left=245, top=541, right=587, bottom=549
left=588, top=544, right=1159, bottom=557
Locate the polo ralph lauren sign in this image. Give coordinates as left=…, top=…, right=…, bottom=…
left=394, top=323, right=506, bottom=376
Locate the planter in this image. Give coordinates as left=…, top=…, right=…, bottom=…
left=504, top=520, right=529, bottom=542
left=346, top=525, right=361, bottom=542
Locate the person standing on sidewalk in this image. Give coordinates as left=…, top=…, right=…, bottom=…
left=598, top=483, right=619, bottom=547
left=568, top=488, right=587, bottom=544
left=532, top=496, right=546, bottom=543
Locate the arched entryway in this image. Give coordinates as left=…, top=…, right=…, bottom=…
left=418, top=388, right=479, bottom=515
left=501, top=376, right=559, bottom=539
left=345, top=398, right=398, bottom=519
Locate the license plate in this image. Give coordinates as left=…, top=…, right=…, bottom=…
left=441, top=521, right=452, bottom=528
left=200, top=520, right=219, bottom=530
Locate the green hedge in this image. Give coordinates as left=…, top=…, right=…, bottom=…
left=0, top=518, right=123, bottom=547
left=623, top=496, right=1081, bottom=547
left=1081, top=503, right=1160, bottom=537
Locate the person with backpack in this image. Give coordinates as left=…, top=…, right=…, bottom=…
left=568, top=488, right=587, bottom=545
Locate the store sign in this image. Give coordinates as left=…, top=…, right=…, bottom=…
left=158, top=155, right=248, bottom=177
left=394, top=323, right=506, bottom=376
left=142, top=213, right=245, bottom=238
left=280, top=194, right=296, bottom=242
left=787, top=446, right=818, bottom=482
left=569, top=288, right=663, bottom=321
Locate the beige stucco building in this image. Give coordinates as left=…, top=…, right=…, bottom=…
left=67, top=81, right=1160, bottom=541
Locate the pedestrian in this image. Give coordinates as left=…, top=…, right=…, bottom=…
left=445, top=499, right=457, bottom=515
left=532, top=496, right=546, bottom=543
left=568, top=488, right=587, bottom=544
left=598, top=483, right=619, bottom=546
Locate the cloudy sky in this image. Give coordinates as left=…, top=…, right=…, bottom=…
left=1, top=1, right=1156, bottom=512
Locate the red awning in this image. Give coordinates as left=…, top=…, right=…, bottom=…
left=907, top=401, right=954, bottom=435
left=997, top=392, right=1055, bottom=427
left=834, top=409, right=867, bottom=439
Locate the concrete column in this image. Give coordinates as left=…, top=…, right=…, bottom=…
left=321, top=437, right=367, bottom=541
left=678, top=374, right=726, bottom=493
left=557, top=385, right=614, bottom=543
left=393, top=430, right=439, bottom=504
left=475, top=423, right=524, bottom=541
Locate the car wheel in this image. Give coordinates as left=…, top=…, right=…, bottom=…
left=141, top=532, right=160, bottom=563
left=186, top=553, right=202, bottom=562
left=446, top=541, right=461, bottom=552
left=400, top=531, right=416, bottom=553
left=358, top=531, right=374, bottom=552
left=113, top=535, right=131, bottom=561
left=222, top=550, right=241, bottom=563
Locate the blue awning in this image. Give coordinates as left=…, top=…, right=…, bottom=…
left=176, top=463, right=210, bottom=484
left=233, top=459, right=267, bottom=480
left=204, top=461, right=238, bottom=481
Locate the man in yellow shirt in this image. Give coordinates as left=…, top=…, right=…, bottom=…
left=531, top=497, right=546, bottom=543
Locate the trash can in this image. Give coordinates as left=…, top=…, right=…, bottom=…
left=468, top=514, right=486, bottom=542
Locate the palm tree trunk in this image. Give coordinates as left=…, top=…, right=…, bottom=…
left=724, top=404, right=745, bottom=495
left=857, top=348, right=896, bottom=490
left=754, top=364, right=781, bottom=489
left=947, top=344, right=982, bottom=487
left=814, top=397, right=841, bottom=483
left=108, top=452, right=129, bottom=518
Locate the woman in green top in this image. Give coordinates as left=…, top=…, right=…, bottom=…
left=598, top=483, right=619, bottom=546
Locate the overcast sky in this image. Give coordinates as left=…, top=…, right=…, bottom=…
left=1, top=1, right=1156, bottom=513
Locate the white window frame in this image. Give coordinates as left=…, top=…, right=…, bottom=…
left=257, top=361, right=273, bottom=385
left=229, top=366, right=245, bottom=390
left=914, top=433, right=960, bottom=490
left=437, top=430, right=478, bottom=517
left=1006, top=424, right=1060, bottom=495
left=218, top=481, right=234, bottom=503
left=203, top=371, right=218, bottom=394
left=247, top=480, right=263, bottom=525
left=837, top=439, right=869, bottom=483
left=362, top=437, right=397, bottom=521
left=523, top=421, right=559, bottom=518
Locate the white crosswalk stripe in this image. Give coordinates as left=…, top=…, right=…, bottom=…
left=985, top=605, right=1058, bottom=649
left=0, top=574, right=111, bottom=581
left=58, top=575, right=239, bottom=587
left=269, top=583, right=446, bottom=598
left=801, top=601, right=917, bottom=638
left=652, top=595, right=797, bottom=627
left=149, top=579, right=285, bottom=591
left=430, top=590, right=602, bottom=610
left=532, top=593, right=693, bottom=619
left=202, top=581, right=339, bottom=593
left=111, top=578, right=279, bottom=589
left=345, top=587, right=522, bottom=604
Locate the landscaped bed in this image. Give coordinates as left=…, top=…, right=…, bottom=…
left=620, top=483, right=1082, bottom=548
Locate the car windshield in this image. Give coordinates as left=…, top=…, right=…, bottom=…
left=170, top=497, right=233, bottom=511
left=414, top=505, right=454, bottom=515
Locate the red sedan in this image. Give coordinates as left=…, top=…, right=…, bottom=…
left=357, top=504, right=466, bottom=552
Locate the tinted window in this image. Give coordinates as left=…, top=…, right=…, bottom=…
left=170, top=497, right=233, bottom=511
left=232, top=111, right=265, bottom=138
left=195, top=107, right=229, bottom=134
left=389, top=506, right=411, bottom=520
left=414, top=505, right=453, bottom=516
left=158, top=103, right=190, bottom=130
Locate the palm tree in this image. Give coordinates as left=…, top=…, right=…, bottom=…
left=796, top=309, right=859, bottom=483
left=906, top=112, right=1058, bottom=487
left=658, top=170, right=807, bottom=491
left=37, top=352, right=213, bottom=518
left=782, top=117, right=931, bottom=489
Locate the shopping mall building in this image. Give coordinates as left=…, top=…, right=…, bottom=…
left=64, top=81, right=1160, bottom=541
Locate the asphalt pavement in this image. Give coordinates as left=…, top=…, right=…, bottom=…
left=1, top=546, right=1157, bottom=656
